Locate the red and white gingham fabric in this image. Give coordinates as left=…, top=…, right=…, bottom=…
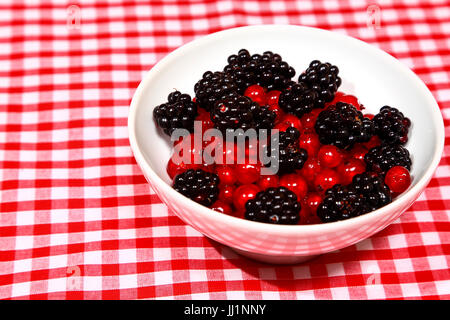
left=0, top=0, right=449, bottom=300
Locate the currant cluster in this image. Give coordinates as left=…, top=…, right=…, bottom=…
left=153, top=49, right=413, bottom=225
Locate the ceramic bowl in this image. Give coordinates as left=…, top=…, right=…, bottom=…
left=128, top=25, right=444, bottom=264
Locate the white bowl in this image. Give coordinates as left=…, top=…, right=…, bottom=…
left=128, top=25, right=444, bottom=264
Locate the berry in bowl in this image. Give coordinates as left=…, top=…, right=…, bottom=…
left=128, top=25, right=444, bottom=264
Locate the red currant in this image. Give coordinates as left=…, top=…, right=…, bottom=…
left=279, top=173, right=308, bottom=200
left=318, top=145, right=343, bottom=168
left=244, top=84, right=266, bottom=105
left=281, top=114, right=302, bottom=131
left=337, top=158, right=366, bottom=185
left=314, top=168, right=340, bottom=192
left=233, top=184, right=260, bottom=211
left=258, top=174, right=279, bottom=190
left=219, top=185, right=235, bottom=203
left=305, top=192, right=323, bottom=215
left=235, top=163, right=260, bottom=185
left=214, top=142, right=237, bottom=165
left=299, top=133, right=320, bottom=157
left=299, top=157, right=322, bottom=184
left=266, top=90, right=281, bottom=106
left=350, top=144, right=368, bottom=162
left=242, top=138, right=259, bottom=164
left=210, top=200, right=233, bottom=215
left=203, top=137, right=222, bottom=164
left=166, top=155, right=199, bottom=180
left=174, top=133, right=203, bottom=165
left=167, top=157, right=183, bottom=179
left=215, top=165, right=237, bottom=185
left=385, top=166, right=411, bottom=193
left=300, top=108, right=321, bottom=132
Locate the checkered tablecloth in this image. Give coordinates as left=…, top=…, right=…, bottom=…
left=0, top=0, right=449, bottom=300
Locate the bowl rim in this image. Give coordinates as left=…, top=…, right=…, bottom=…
left=128, top=24, right=445, bottom=234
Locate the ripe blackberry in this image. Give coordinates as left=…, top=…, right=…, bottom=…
left=299, top=60, right=341, bottom=107
left=173, top=169, right=220, bottom=207
left=265, top=127, right=308, bottom=175
left=210, top=94, right=276, bottom=133
left=314, top=102, right=374, bottom=150
left=278, top=83, right=319, bottom=118
left=373, top=106, right=411, bottom=145
left=364, top=144, right=412, bottom=175
left=255, top=105, right=277, bottom=130
left=153, top=91, right=198, bottom=136
left=194, top=71, right=238, bottom=111
left=245, top=186, right=301, bottom=224
left=351, top=172, right=392, bottom=211
left=224, top=49, right=296, bottom=93
left=317, top=184, right=369, bottom=223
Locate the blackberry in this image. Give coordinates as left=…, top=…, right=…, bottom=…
left=245, top=186, right=301, bottom=224
left=364, top=144, right=412, bottom=175
left=173, top=169, right=220, bottom=207
left=314, top=102, right=374, bottom=150
left=352, top=172, right=392, bottom=211
left=317, top=184, right=370, bottom=223
left=224, top=49, right=296, bottom=93
left=373, top=106, right=411, bottom=145
left=299, top=60, right=341, bottom=107
left=153, top=91, right=198, bottom=136
left=210, top=94, right=276, bottom=133
left=254, top=105, right=277, bottom=130
left=265, top=127, right=308, bottom=175
left=194, top=71, right=238, bottom=111
left=278, top=83, right=319, bottom=118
